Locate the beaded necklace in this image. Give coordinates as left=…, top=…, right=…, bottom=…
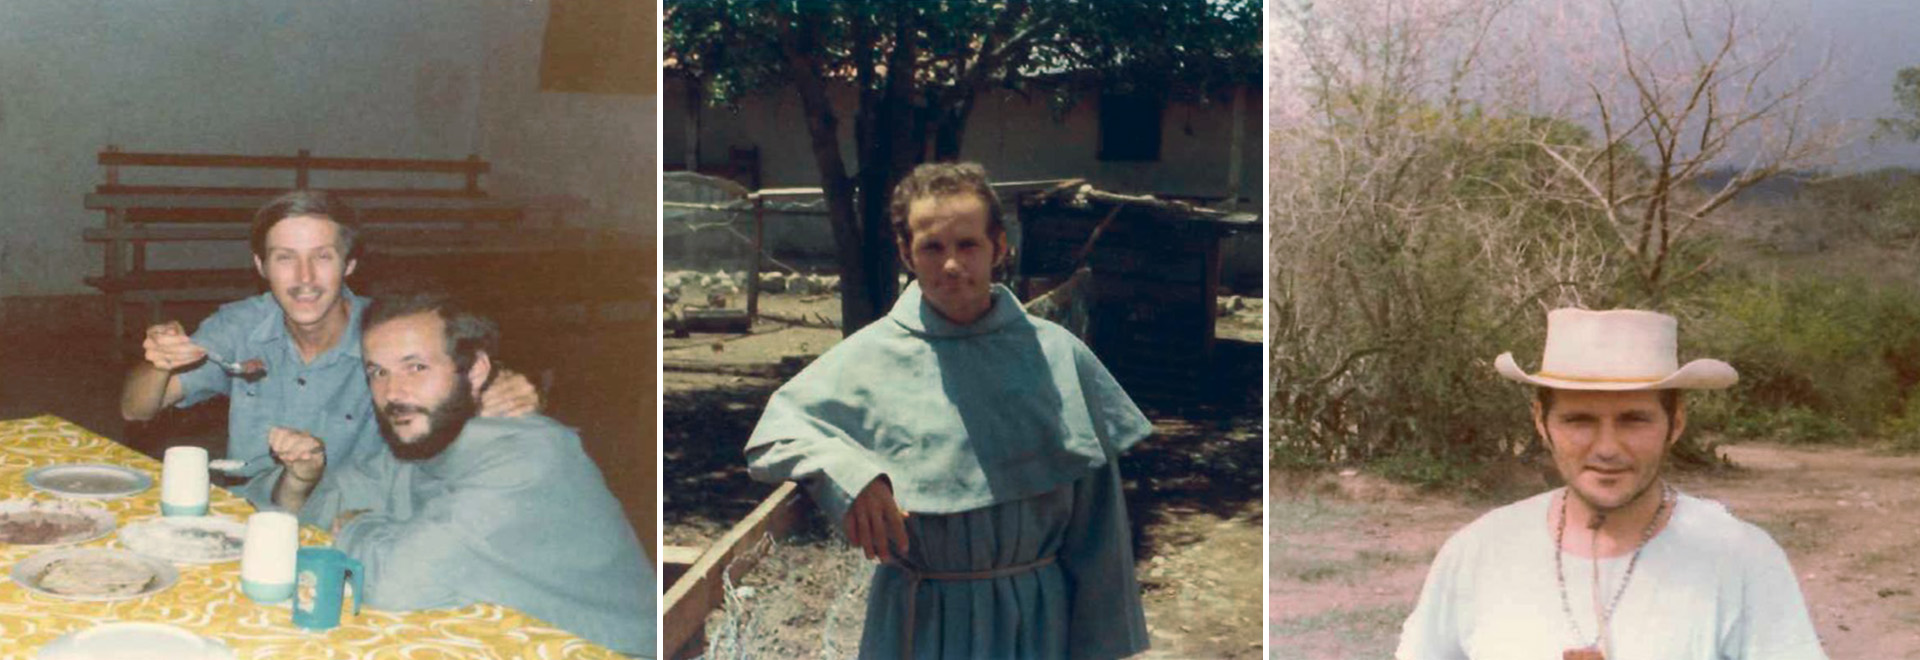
left=1554, top=482, right=1674, bottom=660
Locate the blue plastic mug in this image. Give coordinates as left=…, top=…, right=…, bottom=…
left=292, top=547, right=363, bottom=631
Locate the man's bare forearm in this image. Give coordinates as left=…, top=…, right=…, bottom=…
left=120, top=363, right=179, bottom=422
left=273, top=470, right=321, bottom=513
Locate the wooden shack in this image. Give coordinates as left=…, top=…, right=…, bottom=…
left=1016, top=184, right=1257, bottom=406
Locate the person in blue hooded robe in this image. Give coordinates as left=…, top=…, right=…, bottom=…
left=746, top=162, right=1153, bottom=660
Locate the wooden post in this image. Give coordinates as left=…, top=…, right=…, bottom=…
left=1225, top=86, right=1245, bottom=204
left=103, top=208, right=125, bottom=280
left=105, top=207, right=126, bottom=354
left=465, top=154, right=482, bottom=194
left=747, top=195, right=764, bottom=323
left=103, top=144, right=122, bottom=188
left=1203, top=231, right=1224, bottom=400
left=683, top=83, right=701, bottom=173
left=295, top=149, right=311, bottom=189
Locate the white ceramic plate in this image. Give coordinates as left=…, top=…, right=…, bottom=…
left=10, top=548, right=178, bottom=602
left=0, top=499, right=118, bottom=546
left=35, top=622, right=233, bottom=660
left=25, top=464, right=152, bottom=500
left=117, top=516, right=246, bottom=564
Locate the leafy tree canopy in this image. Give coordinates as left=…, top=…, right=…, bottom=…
left=665, top=0, right=1261, bottom=114
left=1879, top=65, right=1920, bottom=142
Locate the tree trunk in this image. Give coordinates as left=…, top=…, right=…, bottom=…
left=932, top=93, right=977, bottom=161
left=779, top=19, right=875, bottom=334
left=850, top=7, right=921, bottom=327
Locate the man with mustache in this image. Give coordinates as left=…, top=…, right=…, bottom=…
left=1395, top=309, right=1826, bottom=660
left=745, top=162, right=1153, bottom=659
left=265, top=290, right=653, bottom=656
left=119, top=190, right=541, bottom=507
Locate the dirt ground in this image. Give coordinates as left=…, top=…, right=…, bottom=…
left=665, top=289, right=1265, bottom=659
left=1267, top=443, right=1920, bottom=659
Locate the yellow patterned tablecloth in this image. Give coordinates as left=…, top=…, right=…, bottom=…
left=0, top=415, right=620, bottom=660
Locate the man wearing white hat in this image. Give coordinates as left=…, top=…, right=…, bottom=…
left=1395, top=308, right=1827, bottom=660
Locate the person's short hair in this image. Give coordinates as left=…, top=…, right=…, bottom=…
left=250, top=190, right=361, bottom=261
left=363, top=290, right=499, bottom=381
left=1535, top=387, right=1683, bottom=421
left=889, top=161, right=1006, bottom=246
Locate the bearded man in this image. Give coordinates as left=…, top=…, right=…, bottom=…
left=1395, top=309, right=1827, bottom=660
left=266, top=290, right=653, bottom=657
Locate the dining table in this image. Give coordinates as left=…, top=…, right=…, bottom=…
left=0, top=414, right=625, bottom=659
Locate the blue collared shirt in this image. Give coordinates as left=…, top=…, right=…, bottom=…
left=174, top=290, right=380, bottom=506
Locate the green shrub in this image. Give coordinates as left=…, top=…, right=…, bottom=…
left=1682, top=269, right=1920, bottom=444
left=1728, top=406, right=1854, bottom=444
left=1798, top=169, right=1920, bottom=242
left=1881, top=396, right=1920, bottom=452
left=1373, top=450, right=1481, bottom=490
left=1873, top=183, right=1920, bottom=240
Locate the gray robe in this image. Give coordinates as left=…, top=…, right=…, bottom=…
left=746, top=282, right=1153, bottom=659
left=287, top=415, right=655, bottom=657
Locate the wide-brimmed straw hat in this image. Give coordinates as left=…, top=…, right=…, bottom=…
left=1494, top=308, right=1737, bottom=391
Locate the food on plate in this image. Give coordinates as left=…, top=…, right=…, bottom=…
left=38, top=554, right=156, bottom=597
left=122, top=520, right=245, bottom=562
left=0, top=510, right=98, bottom=545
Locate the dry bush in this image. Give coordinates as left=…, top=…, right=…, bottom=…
left=1269, top=1, right=1622, bottom=482
left=1268, top=0, right=1842, bottom=482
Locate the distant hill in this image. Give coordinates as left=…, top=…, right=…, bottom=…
left=1691, top=169, right=1820, bottom=202
left=1693, top=167, right=1920, bottom=204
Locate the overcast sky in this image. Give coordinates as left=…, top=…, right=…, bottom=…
left=1268, top=0, right=1920, bottom=171
left=1781, top=0, right=1920, bottom=169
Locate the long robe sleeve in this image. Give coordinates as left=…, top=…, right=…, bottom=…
left=743, top=378, right=888, bottom=524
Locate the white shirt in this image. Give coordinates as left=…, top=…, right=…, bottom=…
left=1396, top=489, right=1827, bottom=660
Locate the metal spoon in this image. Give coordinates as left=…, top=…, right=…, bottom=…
left=209, top=454, right=273, bottom=474
left=201, top=347, right=264, bottom=378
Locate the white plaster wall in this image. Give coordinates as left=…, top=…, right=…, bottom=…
left=663, top=75, right=1261, bottom=287
left=0, top=0, right=654, bottom=298
left=663, top=75, right=1261, bottom=202
left=474, top=2, right=657, bottom=235
left=677, top=77, right=863, bottom=190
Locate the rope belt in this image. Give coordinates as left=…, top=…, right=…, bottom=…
left=895, top=554, right=1058, bottom=660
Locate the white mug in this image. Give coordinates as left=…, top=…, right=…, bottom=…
left=240, top=511, right=299, bottom=603
left=160, top=446, right=209, bottom=516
